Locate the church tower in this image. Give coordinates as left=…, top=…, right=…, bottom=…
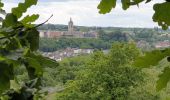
left=68, top=18, right=74, bottom=35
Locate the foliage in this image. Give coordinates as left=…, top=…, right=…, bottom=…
left=98, top=0, right=116, bottom=14
left=56, top=42, right=143, bottom=100
left=39, top=30, right=129, bottom=52
left=39, top=38, right=111, bottom=52
left=133, top=48, right=170, bottom=68
left=97, top=0, right=170, bottom=91
left=157, top=66, right=170, bottom=91
left=98, top=0, right=170, bottom=30
left=134, top=48, right=170, bottom=91
left=39, top=28, right=167, bottom=52
left=42, top=55, right=90, bottom=86
left=12, top=0, right=38, bottom=18
left=153, top=2, right=170, bottom=30
left=128, top=68, right=161, bottom=100
left=0, top=0, right=58, bottom=99
left=38, top=48, right=170, bottom=100
left=98, top=30, right=128, bottom=42
left=21, top=14, right=39, bottom=27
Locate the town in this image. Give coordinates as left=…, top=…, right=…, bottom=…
left=42, top=48, right=94, bottom=61
left=39, top=18, right=170, bottom=61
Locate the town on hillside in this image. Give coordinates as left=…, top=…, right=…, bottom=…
left=39, top=18, right=98, bottom=38
left=39, top=18, right=170, bottom=62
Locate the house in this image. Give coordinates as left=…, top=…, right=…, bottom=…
left=155, top=41, right=170, bottom=48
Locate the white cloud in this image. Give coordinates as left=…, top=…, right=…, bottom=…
left=2, top=0, right=165, bottom=28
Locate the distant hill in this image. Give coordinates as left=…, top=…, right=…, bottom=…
left=37, top=24, right=170, bottom=34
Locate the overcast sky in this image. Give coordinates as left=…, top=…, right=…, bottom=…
left=2, top=0, right=164, bottom=28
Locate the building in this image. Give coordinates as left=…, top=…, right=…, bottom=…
left=83, top=31, right=98, bottom=38
left=63, top=18, right=84, bottom=38
left=68, top=18, right=74, bottom=35
left=39, top=18, right=98, bottom=38
left=42, top=48, right=94, bottom=61
left=155, top=41, right=170, bottom=48
left=39, top=31, right=63, bottom=38
left=48, top=31, right=63, bottom=38
left=136, top=40, right=151, bottom=51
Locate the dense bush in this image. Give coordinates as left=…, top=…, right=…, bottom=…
left=56, top=43, right=144, bottom=100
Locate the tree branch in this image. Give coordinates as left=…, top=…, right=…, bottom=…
left=34, top=14, right=53, bottom=28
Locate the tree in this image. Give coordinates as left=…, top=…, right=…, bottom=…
left=56, top=42, right=143, bottom=100
left=98, top=30, right=128, bottom=42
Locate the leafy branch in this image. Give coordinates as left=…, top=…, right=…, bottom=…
left=34, top=14, right=53, bottom=28
left=98, top=0, right=170, bottom=29
left=0, top=14, right=53, bottom=40
left=0, top=0, right=57, bottom=99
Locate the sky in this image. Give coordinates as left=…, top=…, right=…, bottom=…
left=2, top=0, right=164, bottom=28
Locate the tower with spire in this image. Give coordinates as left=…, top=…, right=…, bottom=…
left=68, top=17, right=74, bottom=35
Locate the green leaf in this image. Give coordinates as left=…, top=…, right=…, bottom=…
left=146, top=0, right=152, bottom=3
left=153, top=2, right=170, bottom=30
left=122, top=0, right=131, bottom=10
left=2, top=13, right=18, bottom=28
left=21, top=14, right=39, bottom=27
left=12, top=0, right=38, bottom=18
left=157, top=66, right=170, bottom=91
left=26, top=28, right=39, bottom=51
left=5, top=38, right=22, bottom=50
left=0, top=9, right=6, bottom=15
left=36, top=55, right=59, bottom=68
left=133, top=48, right=170, bottom=68
left=0, top=61, right=14, bottom=95
left=0, top=55, right=21, bottom=67
left=98, top=0, right=116, bottom=14
left=26, top=52, right=59, bottom=68
left=10, top=80, right=21, bottom=92
left=0, top=56, right=6, bottom=61
left=25, top=57, right=43, bottom=79
left=0, top=17, right=3, bottom=22
left=121, top=0, right=130, bottom=10
left=168, top=56, right=170, bottom=62
left=0, top=1, right=4, bottom=8
left=97, top=0, right=145, bottom=14
left=18, top=33, right=30, bottom=48
left=130, top=0, right=144, bottom=5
